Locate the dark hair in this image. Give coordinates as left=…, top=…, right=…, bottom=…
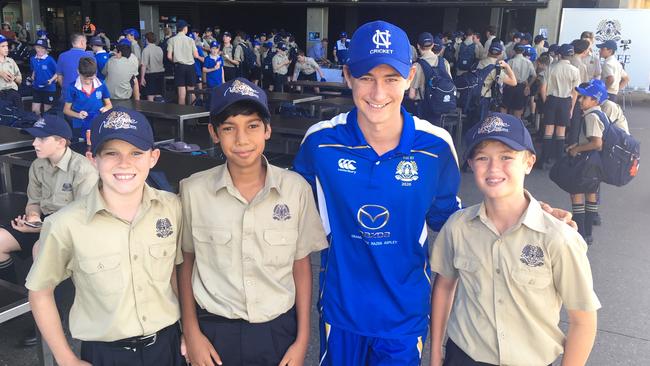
left=580, top=31, right=594, bottom=40
left=537, top=53, right=551, bottom=66
left=117, top=43, right=132, bottom=58
left=210, top=100, right=270, bottom=128
left=466, top=28, right=475, bottom=36
left=486, top=25, right=496, bottom=35
left=297, top=49, right=305, bottom=56
left=78, top=57, right=97, bottom=77
left=145, top=32, right=156, bottom=44
left=572, top=39, right=590, bottom=54
left=70, top=33, right=85, bottom=46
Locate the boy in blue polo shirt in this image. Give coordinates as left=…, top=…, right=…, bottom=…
left=30, top=38, right=57, bottom=115
left=202, top=41, right=224, bottom=88
left=90, top=36, right=110, bottom=81
left=63, top=57, right=112, bottom=141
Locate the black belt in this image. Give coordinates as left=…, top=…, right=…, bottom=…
left=105, top=323, right=176, bottom=351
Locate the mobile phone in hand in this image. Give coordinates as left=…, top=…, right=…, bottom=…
left=24, top=221, right=43, bottom=228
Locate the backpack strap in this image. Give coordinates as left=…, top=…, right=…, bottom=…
left=416, top=58, right=435, bottom=99
left=586, top=109, right=611, bottom=129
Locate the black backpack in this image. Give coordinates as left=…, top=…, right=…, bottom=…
left=237, top=43, right=257, bottom=76
left=263, top=50, right=276, bottom=72
left=416, top=58, right=457, bottom=117
left=454, top=63, right=500, bottom=114
left=457, top=43, right=476, bottom=71
left=443, top=41, right=456, bottom=67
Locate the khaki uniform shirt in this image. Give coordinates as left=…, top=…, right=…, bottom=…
left=27, top=148, right=98, bottom=215
left=430, top=193, right=601, bottom=366
left=293, top=57, right=320, bottom=79
left=601, top=55, right=626, bottom=95
left=546, top=60, right=580, bottom=98
left=25, top=184, right=183, bottom=341
left=0, top=56, right=21, bottom=91
left=584, top=50, right=602, bottom=80
left=508, top=54, right=536, bottom=85
left=534, top=44, right=548, bottom=57
left=411, top=51, right=451, bottom=101
left=579, top=106, right=605, bottom=145
left=601, top=99, right=629, bottom=133
left=167, top=33, right=195, bottom=65
left=222, top=43, right=242, bottom=68
left=131, top=41, right=142, bottom=62
left=104, top=56, right=138, bottom=100
left=272, top=52, right=290, bottom=75
left=569, top=55, right=590, bottom=83
left=179, top=162, right=328, bottom=323
left=477, top=57, right=499, bottom=98
left=141, top=43, right=165, bottom=74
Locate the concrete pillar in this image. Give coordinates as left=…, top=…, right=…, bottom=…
left=306, top=7, right=328, bottom=50
left=490, top=8, right=503, bottom=35
left=442, top=8, right=459, bottom=32
left=21, top=0, right=41, bottom=33
left=139, top=4, right=159, bottom=38
left=534, top=0, right=563, bottom=43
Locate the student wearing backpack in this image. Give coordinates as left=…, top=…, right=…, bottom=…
left=408, top=33, right=453, bottom=125
left=503, top=44, right=536, bottom=119
left=475, top=43, right=517, bottom=125
left=455, top=29, right=484, bottom=76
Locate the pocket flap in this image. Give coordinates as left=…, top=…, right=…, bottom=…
left=264, top=229, right=298, bottom=246
left=193, top=229, right=232, bottom=245
left=453, top=257, right=478, bottom=272
left=149, top=243, right=176, bottom=259
left=79, top=255, right=121, bottom=274
left=512, top=268, right=552, bottom=289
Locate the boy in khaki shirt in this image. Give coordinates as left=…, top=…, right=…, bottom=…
left=27, top=108, right=185, bottom=366
left=178, top=78, right=327, bottom=365
left=430, top=113, right=600, bottom=366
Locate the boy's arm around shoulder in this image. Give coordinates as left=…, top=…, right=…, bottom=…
left=426, top=141, right=461, bottom=232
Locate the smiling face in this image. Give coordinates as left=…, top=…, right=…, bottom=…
left=209, top=113, right=271, bottom=172
left=468, top=140, right=535, bottom=202
left=343, top=63, right=415, bottom=129
left=90, top=139, right=159, bottom=198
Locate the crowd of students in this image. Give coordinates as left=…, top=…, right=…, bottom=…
left=0, top=16, right=638, bottom=366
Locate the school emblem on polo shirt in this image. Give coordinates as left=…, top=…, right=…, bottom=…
left=226, top=79, right=259, bottom=98
left=155, top=218, right=173, bottom=238
left=61, top=183, right=73, bottom=192
left=272, top=204, right=291, bottom=221
left=478, top=115, right=509, bottom=135
left=101, top=111, right=138, bottom=132
left=520, top=244, right=545, bottom=267
left=395, top=159, right=418, bottom=184
left=33, top=118, right=46, bottom=128
left=95, top=91, right=102, bottom=99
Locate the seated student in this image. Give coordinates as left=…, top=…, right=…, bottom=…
left=202, top=41, right=224, bottom=89
left=30, top=38, right=58, bottom=115
left=0, top=115, right=98, bottom=284
left=292, top=49, right=325, bottom=93
left=64, top=57, right=112, bottom=141
left=90, top=36, right=110, bottom=82
left=431, top=112, right=600, bottom=366
left=567, top=80, right=609, bottom=245
left=104, top=41, right=139, bottom=101
left=0, top=34, right=22, bottom=110
left=178, top=78, right=328, bottom=366
left=27, top=107, right=185, bottom=366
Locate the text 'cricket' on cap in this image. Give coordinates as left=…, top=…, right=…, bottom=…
left=210, top=78, right=271, bottom=119
left=348, top=20, right=412, bottom=79
left=464, top=113, right=536, bottom=161
left=90, top=107, right=154, bottom=155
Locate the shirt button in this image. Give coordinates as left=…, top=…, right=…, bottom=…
left=243, top=257, right=252, bottom=262
left=142, top=316, right=147, bottom=322
left=498, top=299, right=504, bottom=304
left=133, top=255, right=138, bottom=261
left=375, top=161, right=380, bottom=165
left=137, top=286, right=143, bottom=292
left=246, top=280, right=253, bottom=286
left=496, top=268, right=501, bottom=274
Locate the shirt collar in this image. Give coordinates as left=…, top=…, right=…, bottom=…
left=212, top=155, right=280, bottom=197
left=35, top=54, right=48, bottom=60
left=95, top=49, right=106, bottom=54
left=346, top=106, right=416, bottom=157
left=74, top=76, right=101, bottom=91
left=559, top=59, right=571, bottom=65
left=583, top=105, right=601, bottom=115
left=85, top=183, right=160, bottom=223
left=470, top=190, right=547, bottom=234
left=54, top=148, right=72, bottom=172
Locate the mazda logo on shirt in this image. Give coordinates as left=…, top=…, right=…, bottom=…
left=357, top=204, right=390, bottom=230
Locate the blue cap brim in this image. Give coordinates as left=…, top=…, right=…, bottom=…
left=575, top=86, right=590, bottom=96
left=23, top=128, right=53, bottom=138
left=348, top=56, right=411, bottom=79
left=464, top=136, right=534, bottom=161
left=92, top=133, right=153, bottom=155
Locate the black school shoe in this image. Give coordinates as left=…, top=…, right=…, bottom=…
left=20, top=327, right=37, bottom=347
left=584, top=235, right=594, bottom=246
left=592, top=212, right=602, bottom=226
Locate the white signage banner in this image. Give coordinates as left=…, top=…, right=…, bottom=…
left=560, top=8, right=650, bottom=91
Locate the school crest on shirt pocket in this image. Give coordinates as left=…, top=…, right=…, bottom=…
left=95, top=91, right=102, bottom=99
left=272, top=204, right=291, bottom=221
left=61, top=182, right=73, bottom=192
left=520, top=244, right=545, bottom=267
left=155, top=218, right=173, bottom=238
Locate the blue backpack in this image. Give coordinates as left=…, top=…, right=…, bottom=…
left=454, top=64, right=499, bottom=114
left=417, top=58, right=457, bottom=117
left=589, top=110, right=640, bottom=186
left=457, top=43, right=476, bottom=71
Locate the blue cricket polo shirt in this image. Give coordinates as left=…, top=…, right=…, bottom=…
left=94, top=51, right=111, bottom=81
left=65, top=78, right=110, bottom=132
left=195, top=46, right=205, bottom=79
left=30, top=55, right=57, bottom=92
left=56, top=47, right=94, bottom=94
left=203, top=55, right=223, bottom=88
left=293, top=107, right=461, bottom=338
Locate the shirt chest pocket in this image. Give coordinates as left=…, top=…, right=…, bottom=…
left=512, top=267, right=553, bottom=290
left=262, top=229, right=298, bottom=267
left=453, top=256, right=481, bottom=294
left=148, top=242, right=176, bottom=282
left=193, top=229, right=232, bottom=269
left=78, top=254, right=124, bottom=295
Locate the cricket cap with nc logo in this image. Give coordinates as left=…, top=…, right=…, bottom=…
left=347, top=20, right=412, bottom=79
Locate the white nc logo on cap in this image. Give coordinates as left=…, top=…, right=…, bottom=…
left=373, top=30, right=391, bottom=49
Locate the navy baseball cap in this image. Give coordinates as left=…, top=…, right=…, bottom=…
left=123, top=28, right=139, bottom=38
left=514, top=43, right=526, bottom=52
left=596, top=39, right=617, bottom=51
left=514, top=32, right=524, bottom=39
left=464, top=113, right=536, bottom=161
left=534, top=34, right=546, bottom=43
left=489, top=42, right=504, bottom=54
left=177, top=20, right=189, bottom=30
left=24, top=115, right=73, bottom=141
left=348, top=21, right=412, bottom=78
left=90, top=107, right=154, bottom=155
left=0, top=35, right=7, bottom=45
left=575, top=79, right=608, bottom=104
left=559, top=43, right=575, bottom=56
left=548, top=44, right=559, bottom=54
left=417, top=32, right=434, bottom=47
left=33, top=38, right=50, bottom=49
left=210, top=78, right=270, bottom=119
left=340, top=31, right=348, bottom=38
left=222, top=31, right=232, bottom=38
left=277, top=42, right=288, bottom=51
left=209, top=41, right=220, bottom=48
left=523, top=33, right=533, bottom=42
left=37, top=30, right=47, bottom=38
left=117, top=38, right=131, bottom=46
left=263, top=41, right=273, bottom=48
left=89, top=36, right=104, bottom=47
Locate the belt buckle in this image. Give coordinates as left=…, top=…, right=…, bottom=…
left=143, top=333, right=157, bottom=348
